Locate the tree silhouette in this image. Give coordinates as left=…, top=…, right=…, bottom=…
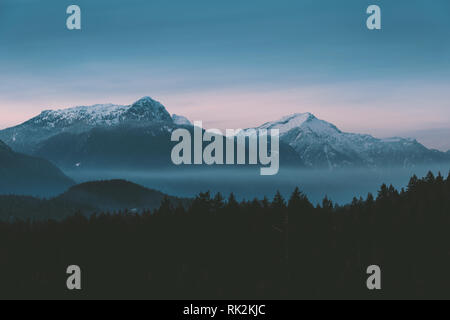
left=0, top=171, right=449, bottom=299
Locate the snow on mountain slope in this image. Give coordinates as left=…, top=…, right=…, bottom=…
left=250, top=113, right=449, bottom=168
left=35, top=104, right=127, bottom=126
left=28, top=97, right=171, bottom=128
left=0, top=97, right=174, bottom=153
left=1, top=97, right=449, bottom=169
left=257, top=113, right=340, bottom=136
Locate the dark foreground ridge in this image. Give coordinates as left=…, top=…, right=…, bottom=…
left=0, top=179, right=188, bottom=220
left=0, top=139, right=74, bottom=196
left=0, top=171, right=449, bottom=299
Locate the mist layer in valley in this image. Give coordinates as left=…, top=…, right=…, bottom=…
left=2, top=96, right=450, bottom=203
left=64, top=164, right=450, bottom=205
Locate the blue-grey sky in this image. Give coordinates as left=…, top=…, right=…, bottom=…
left=1, top=0, right=449, bottom=149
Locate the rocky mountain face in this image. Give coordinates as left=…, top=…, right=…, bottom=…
left=0, top=97, right=174, bottom=153
left=0, top=97, right=301, bottom=170
left=1, top=97, right=449, bottom=171
left=250, top=113, right=450, bottom=168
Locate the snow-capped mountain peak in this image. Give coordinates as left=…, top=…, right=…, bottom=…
left=0, top=97, right=175, bottom=152
left=256, top=112, right=340, bottom=136
left=124, top=97, right=172, bottom=123
left=244, top=112, right=450, bottom=169
left=24, top=97, right=173, bottom=129
left=129, top=96, right=166, bottom=111
left=1, top=99, right=449, bottom=169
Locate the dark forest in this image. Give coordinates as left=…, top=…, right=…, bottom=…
left=0, top=171, right=449, bottom=300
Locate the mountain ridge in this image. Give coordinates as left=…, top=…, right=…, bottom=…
left=1, top=97, right=449, bottom=170
left=0, top=139, right=74, bottom=196
left=56, top=179, right=188, bottom=212
left=248, top=112, right=450, bottom=168
left=0, top=97, right=175, bottom=153
left=0, top=179, right=189, bottom=220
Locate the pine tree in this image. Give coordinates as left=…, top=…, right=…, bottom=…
left=227, top=192, right=239, bottom=209
left=288, top=187, right=302, bottom=208
left=261, top=196, right=270, bottom=209
left=425, top=171, right=435, bottom=184
left=377, top=184, right=389, bottom=200
left=436, top=172, right=444, bottom=185
left=272, top=191, right=286, bottom=209
left=388, top=184, right=397, bottom=195
left=366, top=192, right=374, bottom=204
left=407, top=174, right=419, bottom=192
left=158, top=195, right=172, bottom=215
left=212, top=192, right=225, bottom=211
left=322, top=196, right=333, bottom=210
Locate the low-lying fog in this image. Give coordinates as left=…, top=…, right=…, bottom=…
left=65, top=164, right=450, bottom=205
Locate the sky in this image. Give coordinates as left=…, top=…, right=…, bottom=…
left=0, top=0, right=449, bottom=150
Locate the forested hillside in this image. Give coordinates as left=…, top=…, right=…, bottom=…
left=0, top=171, right=449, bottom=299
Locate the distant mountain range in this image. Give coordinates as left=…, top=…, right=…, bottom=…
left=251, top=113, right=450, bottom=168
left=0, top=96, right=449, bottom=173
left=0, top=180, right=188, bottom=220
left=0, top=139, right=74, bottom=196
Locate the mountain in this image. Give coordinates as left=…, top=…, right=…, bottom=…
left=0, top=97, right=174, bottom=154
left=32, top=125, right=175, bottom=170
left=1, top=97, right=449, bottom=171
left=0, top=97, right=301, bottom=171
left=0, top=97, right=182, bottom=170
left=249, top=113, right=450, bottom=168
left=0, top=140, right=74, bottom=196
left=0, top=180, right=189, bottom=220
left=29, top=123, right=302, bottom=171
left=56, top=179, right=187, bottom=212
